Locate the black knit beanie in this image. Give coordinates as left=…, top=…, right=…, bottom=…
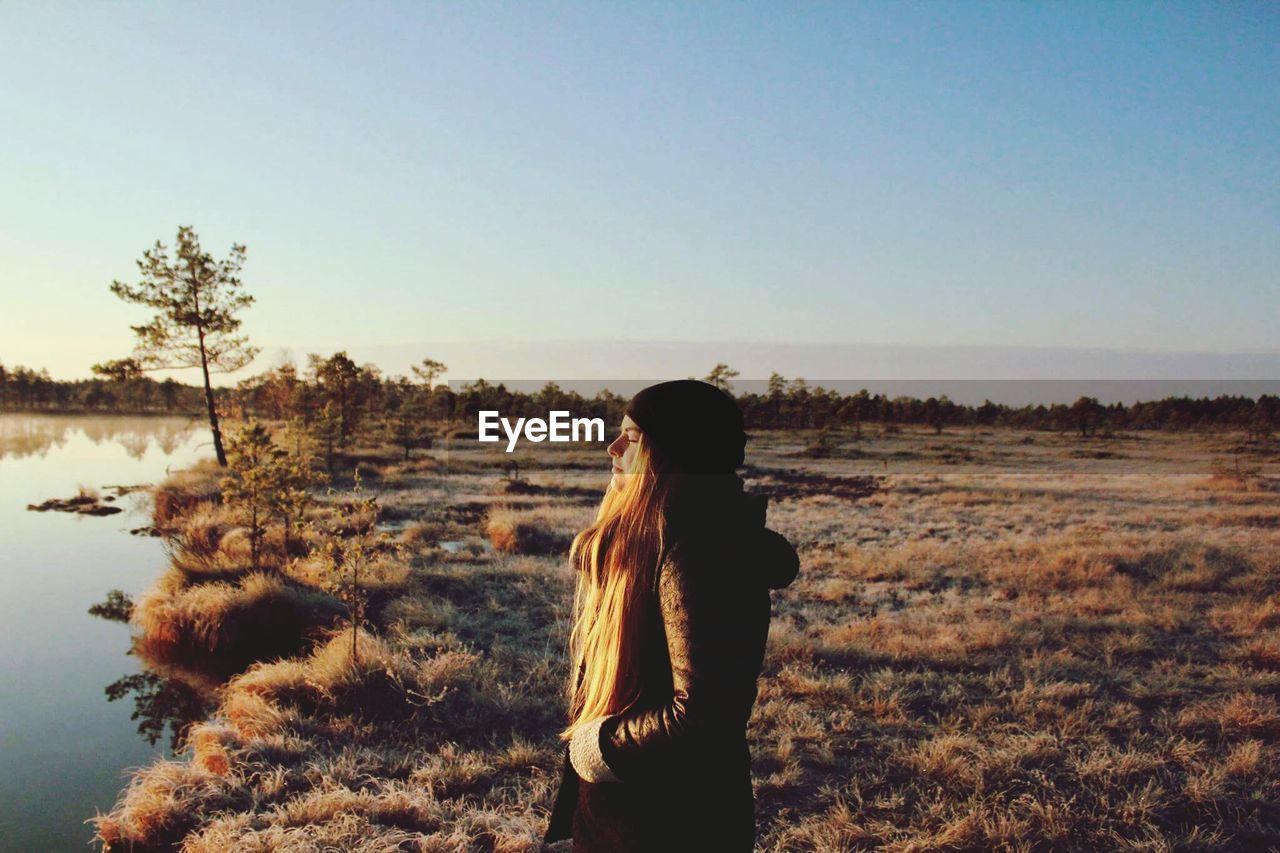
left=623, top=380, right=746, bottom=475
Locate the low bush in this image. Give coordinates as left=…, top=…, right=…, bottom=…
left=153, top=459, right=224, bottom=528
left=132, top=569, right=346, bottom=666
left=485, top=506, right=574, bottom=556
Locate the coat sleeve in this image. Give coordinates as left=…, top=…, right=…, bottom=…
left=588, top=542, right=757, bottom=783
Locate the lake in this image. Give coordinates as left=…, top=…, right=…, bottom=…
left=0, top=413, right=211, bottom=851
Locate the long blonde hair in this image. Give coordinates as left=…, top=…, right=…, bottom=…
left=559, top=436, right=677, bottom=742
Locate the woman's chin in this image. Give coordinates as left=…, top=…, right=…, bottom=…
left=610, top=472, right=625, bottom=491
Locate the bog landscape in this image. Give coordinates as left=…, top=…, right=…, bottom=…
left=8, top=370, right=1278, bottom=850
left=4, top=7, right=1277, bottom=848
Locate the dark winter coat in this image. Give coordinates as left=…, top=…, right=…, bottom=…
left=542, top=488, right=800, bottom=851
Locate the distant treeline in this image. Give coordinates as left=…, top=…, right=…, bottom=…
left=436, top=376, right=1278, bottom=441
left=3, top=355, right=1277, bottom=442
left=0, top=362, right=204, bottom=413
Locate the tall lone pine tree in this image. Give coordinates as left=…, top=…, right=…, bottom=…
left=110, top=225, right=258, bottom=465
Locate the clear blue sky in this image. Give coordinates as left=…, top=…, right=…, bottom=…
left=1, top=1, right=1276, bottom=382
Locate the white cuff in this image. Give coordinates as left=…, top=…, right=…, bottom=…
left=569, top=715, right=622, bottom=783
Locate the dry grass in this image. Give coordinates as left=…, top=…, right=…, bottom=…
left=131, top=567, right=347, bottom=663
left=152, top=458, right=224, bottom=528
left=137, top=466, right=413, bottom=667
left=94, top=570, right=568, bottom=851
left=95, top=426, right=1280, bottom=851
left=484, top=504, right=584, bottom=556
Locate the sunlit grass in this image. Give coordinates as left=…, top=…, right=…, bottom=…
left=94, top=426, right=1280, bottom=850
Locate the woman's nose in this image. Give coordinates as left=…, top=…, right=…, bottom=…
left=607, top=436, right=625, bottom=457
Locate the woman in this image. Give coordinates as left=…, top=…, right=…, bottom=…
left=542, top=380, right=800, bottom=851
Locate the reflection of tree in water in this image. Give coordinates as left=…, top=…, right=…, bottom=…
left=0, top=414, right=200, bottom=461
left=104, top=671, right=214, bottom=752
left=80, top=417, right=201, bottom=459
left=0, top=416, right=73, bottom=459
left=89, top=590, right=134, bottom=622
left=91, top=595, right=225, bottom=752
left=118, top=432, right=151, bottom=460
left=105, top=635, right=225, bottom=752
left=154, top=428, right=190, bottom=455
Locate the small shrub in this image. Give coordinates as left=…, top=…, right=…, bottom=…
left=1207, top=456, right=1264, bottom=491
left=154, top=459, right=224, bottom=528
left=131, top=569, right=345, bottom=665
left=485, top=506, right=573, bottom=556
left=798, top=430, right=837, bottom=459
left=309, top=473, right=406, bottom=665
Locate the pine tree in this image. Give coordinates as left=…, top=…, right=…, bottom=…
left=312, top=472, right=390, bottom=665
left=703, top=363, right=739, bottom=392
left=271, top=423, right=322, bottom=556
left=390, top=393, right=434, bottom=461
left=109, top=226, right=258, bottom=465
left=221, top=421, right=284, bottom=571
left=309, top=402, right=342, bottom=476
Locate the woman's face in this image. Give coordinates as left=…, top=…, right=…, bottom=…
left=607, top=415, right=643, bottom=492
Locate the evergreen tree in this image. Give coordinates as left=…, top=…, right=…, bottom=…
left=309, top=402, right=342, bottom=476
left=310, top=352, right=363, bottom=441
left=221, top=421, right=284, bottom=571
left=390, top=395, right=434, bottom=461
left=312, top=472, right=387, bottom=665
left=703, top=363, right=739, bottom=392
left=273, top=419, right=322, bottom=555
left=411, top=358, right=447, bottom=390
left=109, top=226, right=258, bottom=465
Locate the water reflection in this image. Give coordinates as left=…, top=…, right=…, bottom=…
left=0, top=413, right=202, bottom=460
left=0, top=413, right=213, bottom=851
left=103, top=635, right=226, bottom=752
left=87, top=591, right=222, bottom=752
left=88, top=590, right=134, bottom=623
left=104, top=671, right=213, bottom=753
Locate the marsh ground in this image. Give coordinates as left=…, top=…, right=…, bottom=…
left=94, top=425, right=1280, bottom=851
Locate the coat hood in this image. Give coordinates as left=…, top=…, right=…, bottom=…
left=665, top=481, right=800, bottom=591
left=734, top=491, right=801, bottom=590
